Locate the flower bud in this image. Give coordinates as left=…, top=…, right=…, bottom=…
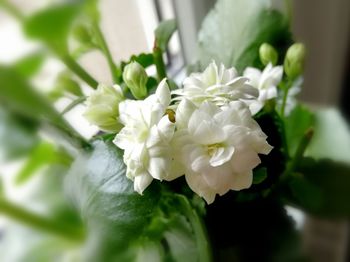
left=56, top=72, right=83, bottom=97
left=72, top=24, right=92, bottom=45
left=123, top=61, right=148, bottom=99
left=284, top=43, right=306, bottom=80
left=84, top=84, right=124, bottom=132
left=259, top=43, right=278, bottom=66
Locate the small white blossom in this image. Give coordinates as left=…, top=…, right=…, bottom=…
left=173, top=61, right=258, bottom=107
left=243, top=63, right=283, bottom=114
left=84, top=84, right=124, bottom=132
left=113, top=79, right=182, bottom=194
left=173, top=100, right=272, bottom=204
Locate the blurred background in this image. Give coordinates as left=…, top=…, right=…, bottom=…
left=0, top=0, right=349, bottom=261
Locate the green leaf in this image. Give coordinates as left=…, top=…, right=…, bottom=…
left=13, top=52, right=46, bottom=78
left=253, top=167, right=268, bottom=184
left=0, top=67, right=75, bottom=133
left=65, top=140, right=162, bottom=260
left=0, top=109, right=39, bottom=161
left=0, top=66, right=88, bottom=148
left=66, top=140, right=208, bottom=261
left=154, top=19, right=177, bottom=52
left=197, top=0, right=291, bottom=72
left=130, top=53, right=154, bottom=68
left=253, top=109, right=287, bottom=189
left=305, top=108, right=350, bottom=163
left=284, top=104, right=315, bottom=156
left=24, top=4, right=81, bottom=52
left=286, top=158, right=350, bottom=217
left=15, top=142, right=56, bottom=185
left=0, top=163, right=84, bottom=262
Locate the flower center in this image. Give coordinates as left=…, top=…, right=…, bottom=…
left=137, top=128, right=149, bottom=142
left=206, top=143, right=224, bottom=156
left=165, top=109, right=176, bottom=123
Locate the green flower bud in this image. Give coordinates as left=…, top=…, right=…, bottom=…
left=84, top=84, right=124, bottom=132
left=259, top=43, right=278, bottom=66
left=72, top=24, right=92, bottom=44
left=123, top=61, right=148, bottom=99
left=284, top=43, right=306, bottom=80
left=56, top=72, right=83, bottom=97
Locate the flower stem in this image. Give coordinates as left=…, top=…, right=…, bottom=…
left=0, top=198, right=85, bottom=242
left=280, top=79, right=292, bottom=117
left=60, top=55, right=98, bottom=89
left=0, top=0, right=24, bottom=21
left=153, top=46, right=167, bottom=81
left=177, top=195, right=212, bottom=262
left=93, top=23, right=120, bottom=84
left=282, top=127, right=314, bottom=181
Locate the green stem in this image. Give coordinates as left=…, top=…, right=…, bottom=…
left=0, top=0, right=24, bottom=21
left=280, top=80, right=292, bottom=117
left=60, top=55, right=98, bottom=89
left=153, top=47, right=167, bottom=81
left=284, top=0, right=293, bottom=24
left=177, top=195, right=212, bottom=262
left=94, top=24, right=120, bottom=84
left=0, top=198, right=85, bottom=242
left=282, top=127, right=314, bottom=181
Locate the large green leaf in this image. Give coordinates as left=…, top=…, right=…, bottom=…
left=65, top=140, right=204, bottom=261
left=197, top=0, right=291, bottom=72
left=285, top=158, right=350, bottom=217
left=305, top=108, right=350, bottom=163
left=24, top=4, right=81, bottom=52
left=284, top=104, right=315, bottom=156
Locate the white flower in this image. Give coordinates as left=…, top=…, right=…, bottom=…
left=113, top=79, right=182, bottom=194
left=173, top=100, right=272, bottom=204
left=243, top=63, right=283, bottom=114
left=84, top=84, right=124, bottom=132
left=172, top=61, right=258, bottom=107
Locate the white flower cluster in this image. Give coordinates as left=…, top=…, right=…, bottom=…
left=85, top=61, right=283, bottom=204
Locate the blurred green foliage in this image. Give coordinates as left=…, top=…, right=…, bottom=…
left=197, top=0, right=291, bottom=72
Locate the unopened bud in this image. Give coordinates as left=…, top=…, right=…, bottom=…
left=84, top=84, right=124, bottom=132
left=56, top=72, right=83, bottom=97
left=123, top=62, right=148, bottom=99
left=72, top=24, right=92, bottom=45
left=259, top=43, right=278, bottom=66
left=284, top=43, right=306, bottom=80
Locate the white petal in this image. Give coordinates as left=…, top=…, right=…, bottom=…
left=230, top=171, right=253, bottom=190
left=175, top=99, right=197, bottom=129
left=192, top=155, right=210, bottom=173
left=134, top=173, right=153, bottom=194
left=209, top=146, right=235, bottom=167
left=156, top=79, right=171, bottom=107
left=230, top=149, right=261, bottom=173
left=147, top=157, right=168, bottom=180
left=185, top=172, right=216, bottom=204
left=157, top=115, right=175, bottom=142
left=243, top=67, right=261, bottom=88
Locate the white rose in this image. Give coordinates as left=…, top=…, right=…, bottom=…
left=172, top=61, right=258, bottom=107
left=84, top=84, right=124, bottom=132
left=114, top=79, right=182, bottom=194
left=243, top=63, right=283, bottom=114
left=173, top=100, right=272, bottom=204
